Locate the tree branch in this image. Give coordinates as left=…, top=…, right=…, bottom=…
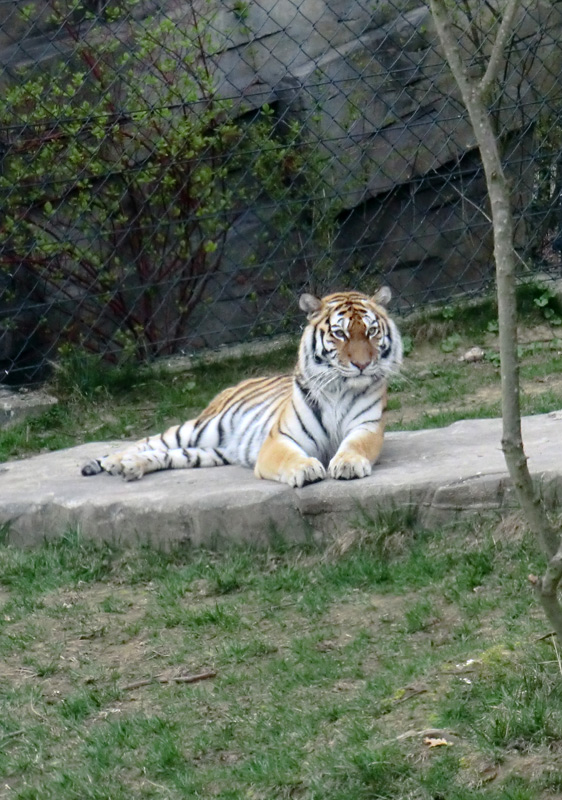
left=430, top=0, right=475, bottom=103
left=479, top=0, right=522, bottom=99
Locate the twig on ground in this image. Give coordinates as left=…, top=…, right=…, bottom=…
left=394, top=728, right=458, bottom=742
left=392, top=686, right=428, bottom=705
left=552, top=636, right=562, bottom=678
left=122, top=670, right=216, bottom=691
left=0, top=729, right=25, bottom=747
left=536, top=630, right=556, bottom=641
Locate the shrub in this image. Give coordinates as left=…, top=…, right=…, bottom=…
left=0, top=0, right=334, bottom=372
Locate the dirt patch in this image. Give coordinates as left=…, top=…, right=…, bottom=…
left=492, top=513, right=529, bottom=544
left=327, top=591, right=410, bottom=634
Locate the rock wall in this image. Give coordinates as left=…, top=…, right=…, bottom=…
left=191, top=0, right=562, bottom=338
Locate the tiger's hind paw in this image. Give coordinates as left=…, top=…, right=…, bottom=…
left=119, top=454, right=148, bottom=481
left=97, top=454, right=126, bottom=476
left=81, top=454, right=125, bottom=477
left=328, top=453, right=372, bottom=480
left=81, top=459, right=103, bottom=476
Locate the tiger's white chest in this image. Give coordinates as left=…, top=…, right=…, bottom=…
left=314, top=377, right=381, bottom=458
left=319, top=401, right=347, bottom=453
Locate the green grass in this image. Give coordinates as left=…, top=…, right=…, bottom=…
left=1, top=512, right=561, bottom=799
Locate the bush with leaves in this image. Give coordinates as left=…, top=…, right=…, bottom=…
left=0, top=0, right=333, bottom=375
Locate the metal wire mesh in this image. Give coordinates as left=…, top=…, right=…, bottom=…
left=1, top=0, right=561, bottom=383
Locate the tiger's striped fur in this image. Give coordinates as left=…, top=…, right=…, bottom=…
left=81, top=288, right=402, bottom=487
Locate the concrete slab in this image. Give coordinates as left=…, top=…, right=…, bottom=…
left=1, top=410, right=562, bottom=548
left=0, top=387, right=58, bottom=428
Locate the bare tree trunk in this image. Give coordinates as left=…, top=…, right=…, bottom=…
left=429, top=0, right=562, bottom=638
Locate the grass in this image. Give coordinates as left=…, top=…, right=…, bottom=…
left=2, top=287, right=562, bottom=796
left=1, top=512, right=562, bottom=798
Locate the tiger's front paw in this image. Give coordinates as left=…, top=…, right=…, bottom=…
left=328, top=453, right=372, bottom=480
left=281, top=458, right=326, bottom=488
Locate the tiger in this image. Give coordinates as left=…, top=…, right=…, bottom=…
left=81, top=288, right=403, bottom=488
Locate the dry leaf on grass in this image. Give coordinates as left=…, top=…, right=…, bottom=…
left=424, top=737, right=454, bottom=748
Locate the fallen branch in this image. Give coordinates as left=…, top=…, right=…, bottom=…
left=395, top=727, right=458, bottom=742
left=392, top=686, right=428, bottom=705
left=122, top=670, right=216, bottom=691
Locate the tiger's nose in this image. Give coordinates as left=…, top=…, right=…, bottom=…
left=351, top=360, right=370, bottom=373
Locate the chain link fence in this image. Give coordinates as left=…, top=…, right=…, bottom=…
left=1, top=0, right=562, bottom=384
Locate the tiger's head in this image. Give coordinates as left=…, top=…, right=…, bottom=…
left=298, top=288, right=402, bottom=386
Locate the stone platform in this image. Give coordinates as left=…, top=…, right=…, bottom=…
left=1, top=412, right=561, bottom=548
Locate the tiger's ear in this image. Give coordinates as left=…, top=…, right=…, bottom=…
left=372, top=286, right=392, bottom=307
left=299, top=293, right=323, bottom=318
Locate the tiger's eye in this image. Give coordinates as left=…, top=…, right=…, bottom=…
left=331, top=328, right=346, bottom=341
